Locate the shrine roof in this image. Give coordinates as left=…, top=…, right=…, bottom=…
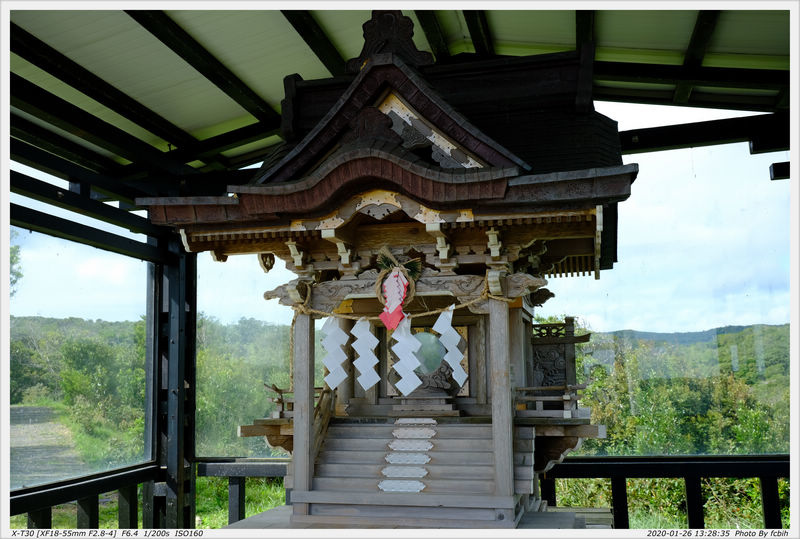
left=252, top=53, right=530, bottom=186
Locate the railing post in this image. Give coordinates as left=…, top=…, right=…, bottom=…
left=118, top=484, right=139, bottom=528
left=540, top=476, right=556, bottom=507
left=77, top=495, right=100, bottom=528
left=228, top=477, right=246, bottom=524
left=760, top=476, right=782, bottom=528
left=610, top=477, right=629, bottom=529
left=685, top=476, right=705, bottom=529
left=27, top=508, right=52, bottom=529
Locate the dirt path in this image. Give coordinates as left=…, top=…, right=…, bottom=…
left=10, top=406, right=92, bottom=490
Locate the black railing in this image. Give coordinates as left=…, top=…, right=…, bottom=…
left=540, top=455, right=789, bottom=529
left=11, top=455, right=788, bottom=529
left=10, top=463, right=162, bottom=528
left=195, top=458, right=289, bottom=525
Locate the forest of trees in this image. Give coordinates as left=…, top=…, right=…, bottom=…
left=8, top=314, right=790, bottom=525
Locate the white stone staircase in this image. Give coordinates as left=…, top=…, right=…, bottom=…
left=287, top=417, right=539, bottom=528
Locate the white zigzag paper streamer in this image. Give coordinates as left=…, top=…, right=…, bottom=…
left=350, top=318, right=380, bottom=391
left=433, top=305, right=468, bottom=387
left=390, top=317, right=422, bottom=396
left=320, top=317, right=348, bottom=389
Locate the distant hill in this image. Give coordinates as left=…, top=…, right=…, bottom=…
left=605, top=325, right=775, bottom=345
left=581, top=323, right=790, bottom=382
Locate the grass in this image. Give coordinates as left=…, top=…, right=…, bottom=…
left=195, top=477, right=285, bottom=529
left=10, top=479, right=285, bottom=530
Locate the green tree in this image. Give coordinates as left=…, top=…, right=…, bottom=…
left=10, top=228, right=23, bottom=296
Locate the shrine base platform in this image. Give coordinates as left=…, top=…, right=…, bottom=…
left=223, top=504, right=601, bottom=529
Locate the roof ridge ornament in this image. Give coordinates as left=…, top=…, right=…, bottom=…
left=345, top=10, right=434, bottom=74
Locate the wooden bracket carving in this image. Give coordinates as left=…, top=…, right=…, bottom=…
left=486, top=269, right=506, bottom=296
left=264, top=279, right=311, bottom=306
left=506, top=273, right=547, bottom=298
left=259, top=253, right=275, bottom=273
left=321, top=229, right=353, bottom=266
left=211, top=250, right=228, bottom=262
left=425, top=223, right=451, bottom=260
left=486, top=227, right=503, bottom=259
left=286, top=240, right=305, bottom=268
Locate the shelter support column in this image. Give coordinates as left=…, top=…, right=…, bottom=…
left=489, top=296, right=514, bottom=497
left=292, top=311, right=315, bottom=516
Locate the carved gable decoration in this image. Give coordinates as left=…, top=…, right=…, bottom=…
left=253, top=54, right=529, bottom=187
left=345, top=10, right=434, bottom=73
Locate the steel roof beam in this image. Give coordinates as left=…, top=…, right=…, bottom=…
left=11, top=74, right=197, bottom=177
left=282, top=10, right=346, bottom=77
left=414, top=10, right=450, bottom=63
left=10, top=138, right=156, bottom=202
left=11, top=22, right=199, bottom=149
left=125, top=10, right=281, bottom=126
left=11, top=114, right=123, bottom=174
left=11, top=203, right=166, bottom=263
left=619, top=113, right=788, bottom=154
left=463, top=11, right=494, bottom=57
left=595, top=61, right=787, bottom=90
left=673, top=11, right=721, bottom=104
left=10, top=170, right=165, bottom=236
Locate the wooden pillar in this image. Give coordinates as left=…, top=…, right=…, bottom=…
left=489, top=297, right=514, bottom=496
left=336, top=317, right=354, bottom=410
left=292, top=311, right=315, bottom=516
left=508, top=308, right=527, bottom=389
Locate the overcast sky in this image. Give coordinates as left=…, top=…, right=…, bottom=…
left=6, top=101, right=795, bottom=333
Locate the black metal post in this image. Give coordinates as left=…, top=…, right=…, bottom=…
left=118, top=484, right=139, bottom=528
left=228, top=477, right=246, bottom=524
left=610, top=476, right=629, bottom=529
left=539, top=476, right=556, bottom=507
left=27, top=508, right=52, bottom=529
left=760, top=476, right=782, bottom=528
left=77, top=495, right=99, bottom=528
left=685, top=476, right=705, bottom=529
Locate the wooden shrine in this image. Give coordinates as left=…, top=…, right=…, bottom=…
left=139, top=11, right=637, bottom=528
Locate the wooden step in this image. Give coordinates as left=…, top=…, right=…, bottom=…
left=318, top=449, right=495, bottom=466
left=315, top=463, right=494, bottom=480
left=312, top=476, right=495, bottom=494
left=322, top=437, right=493, bottom=452
left=326, top=424, right=492, bottom=439
left=290, top=489, right=517, bottom=508
left=308, top=502, right=500, bottom=522
left=291, top=513, right=515, bottom=528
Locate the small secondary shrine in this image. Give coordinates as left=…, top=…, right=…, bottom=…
left=140, top=11, right=637, bottom=528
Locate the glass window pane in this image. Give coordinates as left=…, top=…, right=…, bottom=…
left=9, top=227, right=149, bottom=489
left=195, top=254, right=296, bottom=457
left=540, top=137, right=791, bottom=457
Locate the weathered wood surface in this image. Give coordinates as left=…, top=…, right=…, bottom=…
left=489, top=297, right=514, bottom=496
left=292, top=312, right=314, bottom=516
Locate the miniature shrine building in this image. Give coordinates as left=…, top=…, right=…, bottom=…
left=8, top=8, right=789, bottom=532
left=139, top=11, right=637, bottom=527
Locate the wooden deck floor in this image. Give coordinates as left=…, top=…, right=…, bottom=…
left=224, top=504, right=612, bottom=529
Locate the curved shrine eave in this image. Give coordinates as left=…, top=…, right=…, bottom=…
left=142, top=162, right=638, bottom=232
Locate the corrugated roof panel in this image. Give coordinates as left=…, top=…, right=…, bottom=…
left=164, top=11, right=331, bottom=105
left=311, top=10, right=374, bottom=63
left=433, top=10, right=472, bottom=55
left=597, top=10, right=696, bottom=56
left=11, top=106, right=133, bottom=165
left=10, top=10, right=251, bottom=134
left=707, top=10, right=790, bottom=57
left=10, top=52, right=168, bottom=153
left=489, top=10, right=576, bottom=55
